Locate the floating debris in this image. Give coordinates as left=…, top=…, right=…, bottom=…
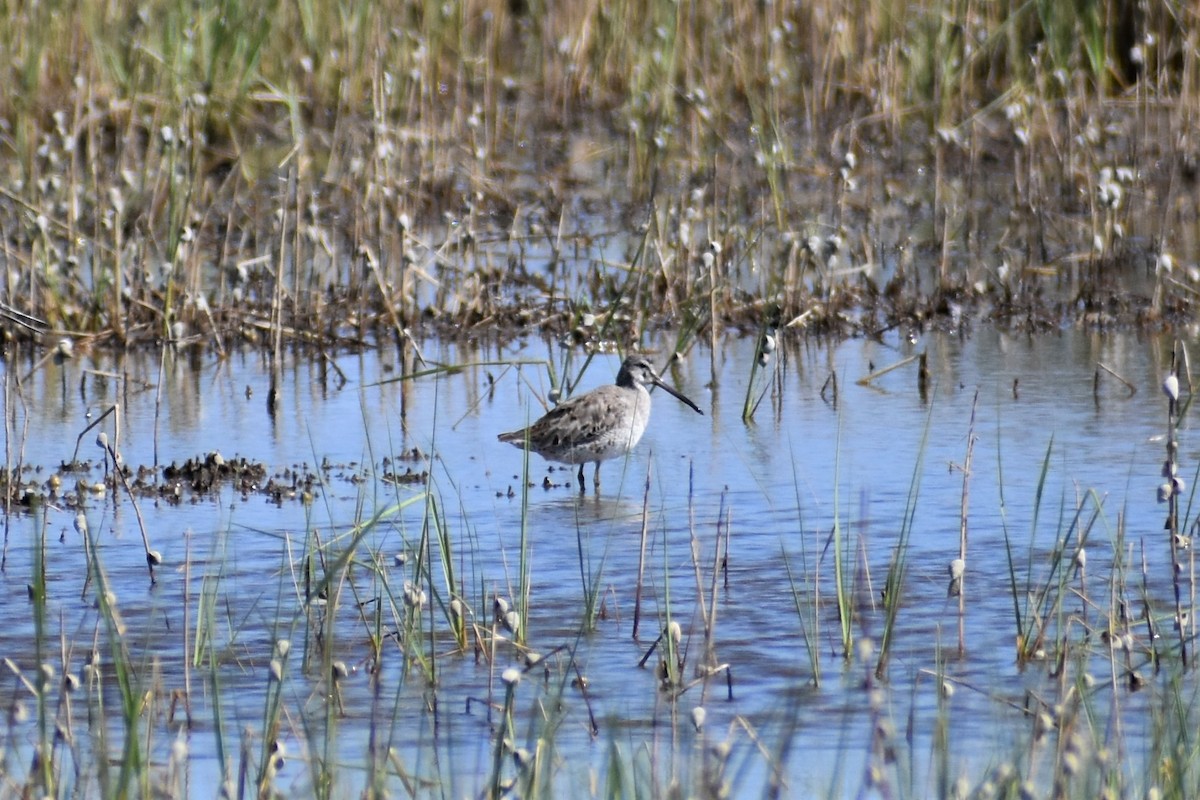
left=162, top=453, right=268, bottom=493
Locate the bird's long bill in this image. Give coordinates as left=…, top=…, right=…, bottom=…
left=651, top=375, right=704, bottom=415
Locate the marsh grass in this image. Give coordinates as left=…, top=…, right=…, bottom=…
left=1004, top=435, right=1109, bottom=665
left=574, top=504, right=609, bottom=635
left=82, top=522, right=150, bottom=797
left=831, top=408, right=854, bottom=659
left=873, top=390, right=932, bottom=679
left=0, top=0, right=1194, bottom=361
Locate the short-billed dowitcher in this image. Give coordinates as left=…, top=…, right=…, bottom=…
left=498, top=355, right=703, bottom=490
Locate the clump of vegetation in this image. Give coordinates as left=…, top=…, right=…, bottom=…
left=0, top=0, right=1195, bottom=353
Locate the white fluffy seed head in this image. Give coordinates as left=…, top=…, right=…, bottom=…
left=403, top=581, right=425, bottom=609
left=1164, top=374, right=1180, bottom=401
left=691, top=706, right=707, bottom=730
left=501, top=667, right=522, bottom=687
left=1097, top=179, right=1122, bottom=209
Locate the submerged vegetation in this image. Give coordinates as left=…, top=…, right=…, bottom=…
left=4, top=0, right=1200, bottom=798
left=0, top=0, right=1197, bottom=351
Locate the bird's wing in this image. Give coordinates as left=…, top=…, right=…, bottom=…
left=526, top=390, right=629, bottom=446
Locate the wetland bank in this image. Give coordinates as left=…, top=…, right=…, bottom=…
left=4, top=1, right=1200, bottom=798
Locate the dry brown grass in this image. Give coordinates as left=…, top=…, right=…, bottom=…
left=0, top=0, right=1195, bottom=350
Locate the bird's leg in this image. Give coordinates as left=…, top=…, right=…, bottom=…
left=577, top=464, right=586, bottom=492
left=592, top=462, right=601, bottom=490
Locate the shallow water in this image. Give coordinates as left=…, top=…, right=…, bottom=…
left=0, top=326, right=1192, bottom=796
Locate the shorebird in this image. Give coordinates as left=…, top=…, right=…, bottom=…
left=498, top=355, right=703, bottom=491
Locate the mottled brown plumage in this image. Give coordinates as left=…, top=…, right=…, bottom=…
left=498, top=356, right=703, bottom=490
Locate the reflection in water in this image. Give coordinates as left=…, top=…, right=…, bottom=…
left=0, top=328, right=1189, bottom=794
